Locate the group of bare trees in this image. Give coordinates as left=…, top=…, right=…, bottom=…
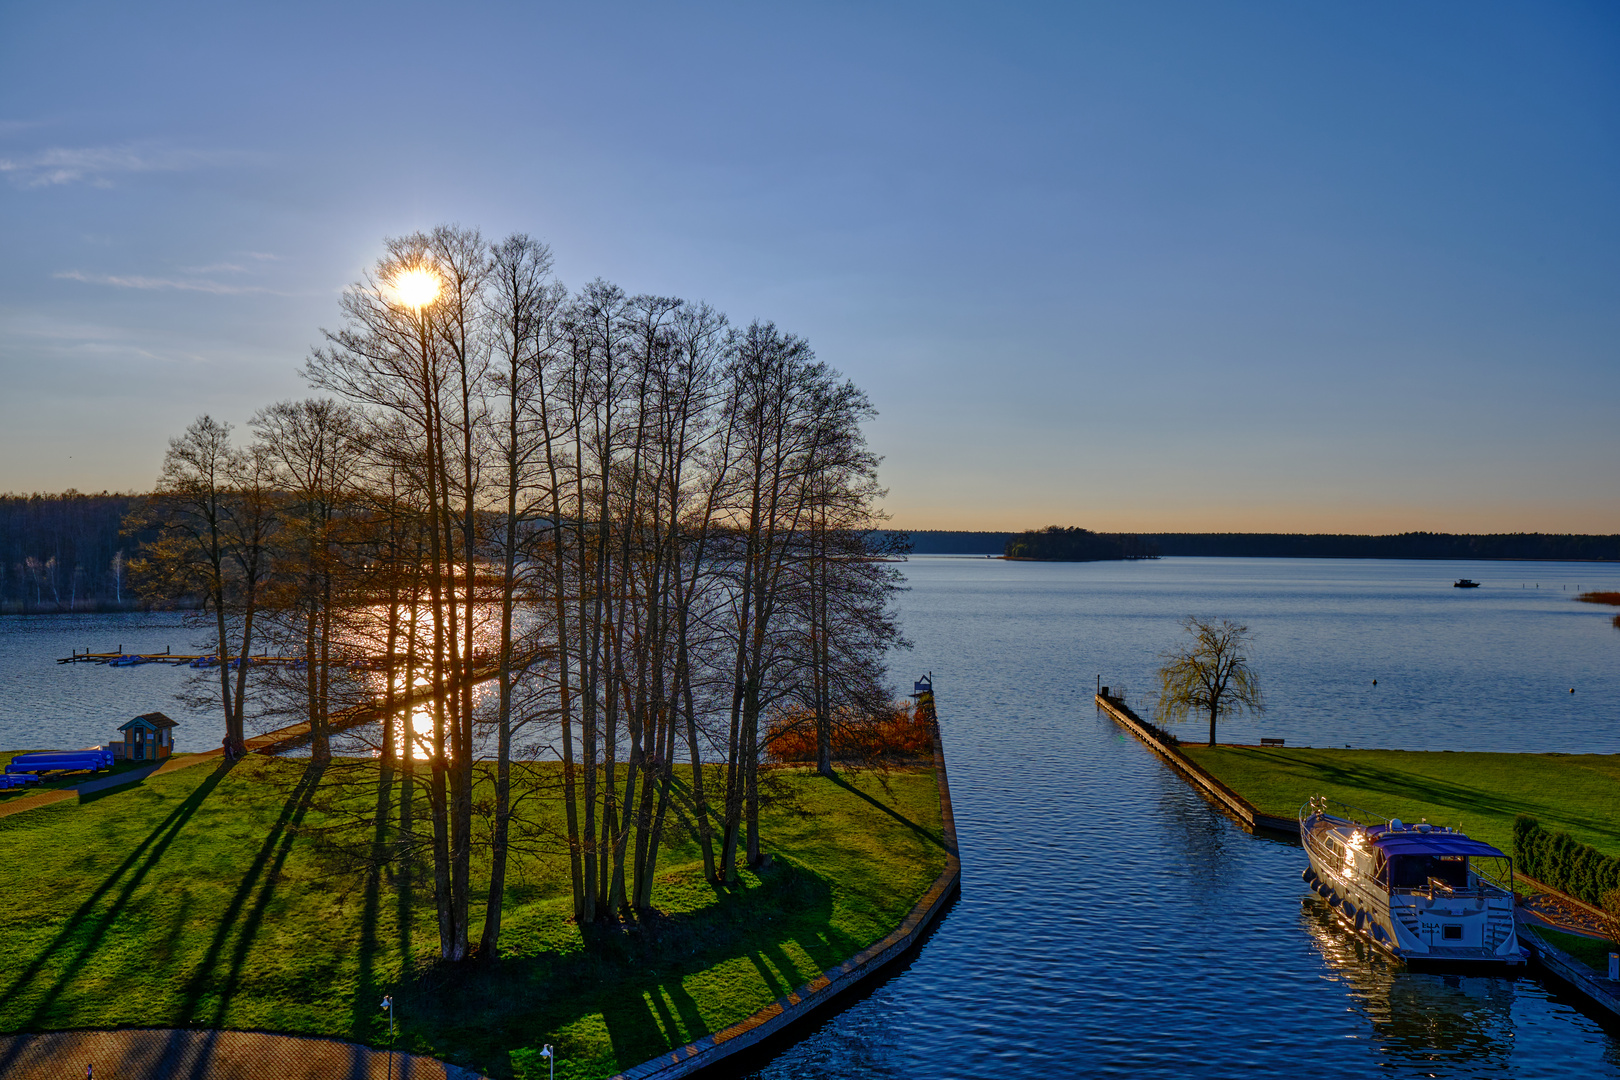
left=135, top=225, right=905, bottom=964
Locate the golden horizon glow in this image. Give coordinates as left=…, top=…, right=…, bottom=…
left=390, top=266, right=442, bottom=310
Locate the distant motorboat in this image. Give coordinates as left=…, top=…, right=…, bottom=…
left=1453, top=579, right=1481, bottom=588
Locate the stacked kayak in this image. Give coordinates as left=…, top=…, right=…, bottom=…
left=5, top=749, right=115, bottom=776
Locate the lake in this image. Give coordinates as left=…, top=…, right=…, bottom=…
left=745, top=556, right=1620, bottom=1079
left=3, top=556, right=1618, bottom=1076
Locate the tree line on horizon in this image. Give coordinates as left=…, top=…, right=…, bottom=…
left=895, top=529, right=1620, bottom=560
left=5, top=499, right=1616, bottom=601
left=0, top=492, right=158, bottom=612
left=121, top=225, right=909, bottom=965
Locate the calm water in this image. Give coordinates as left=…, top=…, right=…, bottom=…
left=0, top=611, right=228, bottom=754
left=746, top=556, right=1620, bottom=1080
left=3, top=557, right=1619, bottom=1076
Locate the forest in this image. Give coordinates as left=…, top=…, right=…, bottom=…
left=0, top=491, right=159, bottom=612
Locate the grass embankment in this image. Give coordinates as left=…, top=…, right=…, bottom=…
left=1180, top=746, right=1620, bottom=862
left=1528, top=926, right=1617, bottom=971
left=0, top=751, right=168, bottom=802
left=0, top=756, right=946, bottom=1079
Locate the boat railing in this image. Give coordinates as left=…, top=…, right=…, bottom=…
left=1301, top=796, right=1391, bottom=831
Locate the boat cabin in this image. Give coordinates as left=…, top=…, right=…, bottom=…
left=115, top=712, right=177, bottom=762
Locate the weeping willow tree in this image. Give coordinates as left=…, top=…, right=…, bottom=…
left=1154, top=616, right=1264, bottom=747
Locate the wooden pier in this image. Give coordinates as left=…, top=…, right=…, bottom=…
left=59, top=647, right=199, bottom=665
left=246, top=650, right=532, bottom=755
left=57, top=649, right=437, bottom=670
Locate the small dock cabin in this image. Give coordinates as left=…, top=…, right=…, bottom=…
left=114, top=712, right=177, bottom=762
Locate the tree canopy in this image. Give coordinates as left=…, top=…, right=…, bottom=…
left=1154, top=617, right=1264, bottom=747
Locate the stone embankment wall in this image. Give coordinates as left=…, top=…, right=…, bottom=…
left=1094, top=693, right=1298, bottom=835
left=1520, top=932, right=1620, bottom=1021
left=613, top=720, right=963, bottom=1080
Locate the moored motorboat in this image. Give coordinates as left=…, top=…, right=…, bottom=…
left=1300, top=797, right=1523, bottom=969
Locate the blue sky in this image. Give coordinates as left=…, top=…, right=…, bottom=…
left=2, top=1, right=1616, bottom=531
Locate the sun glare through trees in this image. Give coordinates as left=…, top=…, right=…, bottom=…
left=131, top=225, right=912, bottom=964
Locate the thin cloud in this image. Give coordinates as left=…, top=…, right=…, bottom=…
left=54, top=270, right=280, bottom=296
left=179, top=262, right=250, bottom=275
left=0, top=144, right=246, bottom=187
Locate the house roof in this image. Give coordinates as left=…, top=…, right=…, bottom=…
left=118, top=711, right=178, bottom=732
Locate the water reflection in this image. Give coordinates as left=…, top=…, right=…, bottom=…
left=1301, top=895, right=1517, bottom=1071
left=267, top=600, right=507, bottom=759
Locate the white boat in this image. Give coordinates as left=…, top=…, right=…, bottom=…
left=1299, top=797, right=1524, bottom=969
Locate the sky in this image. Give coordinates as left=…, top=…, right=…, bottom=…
left=1, top=1, right=1617, bottom=533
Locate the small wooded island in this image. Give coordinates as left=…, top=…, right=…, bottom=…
left=1003, top=526, right=1159, bottom=562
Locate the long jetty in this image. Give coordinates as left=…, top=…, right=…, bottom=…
left=1095, top=691, right=1298, bottom=835
left=245, top=650, right=538, bottom=755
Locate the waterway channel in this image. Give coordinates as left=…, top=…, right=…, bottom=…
left=746, top=556, right=1620, bottom=1080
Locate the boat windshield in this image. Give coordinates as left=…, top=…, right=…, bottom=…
left=1390, top=853, right=1469, bottom=889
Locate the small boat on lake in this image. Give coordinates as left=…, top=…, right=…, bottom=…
left=1300, top=797, right=1523, bottom=969
left=1454, top=579, right=1481, bottom=588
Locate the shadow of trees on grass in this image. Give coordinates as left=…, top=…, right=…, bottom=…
left=392, top=857, right=855, bottom=1078
left=1217, top=748, right=1620, bottom=848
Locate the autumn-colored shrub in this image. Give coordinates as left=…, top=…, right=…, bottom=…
left=766, top=701, right=935, bottom=763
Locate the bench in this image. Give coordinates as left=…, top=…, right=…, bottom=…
left=1260, top=737, right=1285, bottom=747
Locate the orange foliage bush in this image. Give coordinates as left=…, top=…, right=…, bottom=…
left=766, top=701, right=935, bottom=763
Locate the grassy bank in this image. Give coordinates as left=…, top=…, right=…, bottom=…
left=1529, top=926, right=1616, bottom=972
left=1181, top=746, right=1620, bottom=860
left=0, top=756, right=946, bottom=1079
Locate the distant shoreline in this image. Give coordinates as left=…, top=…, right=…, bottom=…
left=0, top=599, right=203, bottom=617
left=895, top=530, right=1620, bottom=562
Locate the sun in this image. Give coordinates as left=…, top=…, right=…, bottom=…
left=390, top=266, right=441, bottom=310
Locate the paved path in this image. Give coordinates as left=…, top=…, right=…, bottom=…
left=0, top=1029, right=487, bottom=1080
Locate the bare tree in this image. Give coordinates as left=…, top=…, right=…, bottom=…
left=252, top=398, right=365, bottom=763
left=1154, top=616, right=1264, bottom=747
left=131, top=416, right=276, bottom=755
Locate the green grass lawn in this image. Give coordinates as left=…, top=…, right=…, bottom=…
left=0, top=756, right=946, bottom=1079
left=1181, top=745, right=1620, bottom=860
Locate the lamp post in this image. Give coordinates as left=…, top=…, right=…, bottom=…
left=541, top=1044, right=555, bottom=1080
left=380, top=995, right=395, bottom=1080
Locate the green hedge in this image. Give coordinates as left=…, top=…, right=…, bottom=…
left=1514, top=815, right=1620, bottom=907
